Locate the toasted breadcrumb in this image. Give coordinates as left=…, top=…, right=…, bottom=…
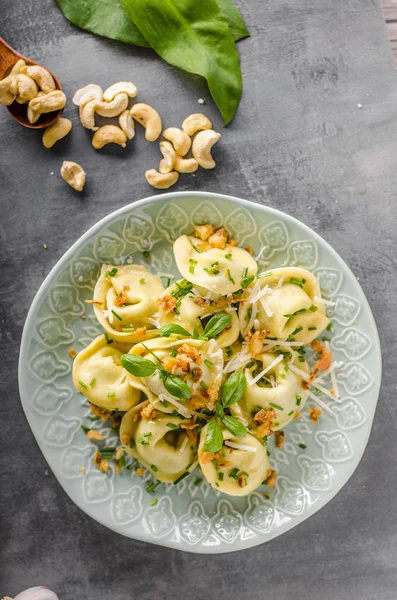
left=244, top=244, right=255, bottom=256
left=90, top=403, right=113, bottom=421
left=121, top=434, right=131, bottom=446
left=193, top=297, right=206, bottom=307
left=80, top=467, right=86, bottom=474
left=85, top=300, right=103, bottom=305
left=256, top=408, right=276, bottom=438
left=208, top=227, right=228, bottom=249
left=194, top=224, right=214, bottom=241
left=248, top=330, right=267, bottom=356
left=197, top=241, right=209, bottom=252
left=136, top=467, right=144, bottom=476
left=68, top=348, right=77, bottom=359
left=206, top=387, right=218, bottom=410
left=293, top=411, right=302, bottom=420
left=201, top=451, right=218, bottom=464
left=141, top=403, right=156, bottom=420
left=188, top=396, right=207, bottom=410
left=134, top=326, right=147, bottom=339
left=311, top=339, right=323, bottom=353
left=115, top=447, right=124, bottom=460
left=114, top=291, right=127, bottom=307
left=186, top=429, right=197, bottom=444
left=228, top=238, right=237, bottom=246
left=115, top=462, right=121, bottom=474
left=308, top=407, right=322, bottom=423
left=238, top=474, right=248, bottom=488
left=157, top=294, right=177, bottom=314
left=87, top=430, right=105, bottom=441
left=265, top=469, right=277, bottom=487
left=192, top=367, right=202, bottom=383
left=179, top=343, right=202, bottom=364
left=180, top=422, right=198, bottom=430
left=275, top=431, right=285, bottom=448
left=93, top=451, right=109, bottom=472
left=162, top=354, right=191, bottom=374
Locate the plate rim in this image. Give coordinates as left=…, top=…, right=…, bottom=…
left=18, top=191, right=382, bottom=553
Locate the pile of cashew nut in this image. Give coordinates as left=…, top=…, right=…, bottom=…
left=73, top=81, right=221, bottom=189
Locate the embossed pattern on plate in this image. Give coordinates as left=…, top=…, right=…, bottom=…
left=18, top=192, right=381, bottom=553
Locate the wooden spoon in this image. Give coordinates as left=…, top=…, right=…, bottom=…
left=0, top=37, right=63, bottom=129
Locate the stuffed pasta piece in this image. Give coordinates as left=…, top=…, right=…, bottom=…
left=92, top=264, right=164, bottom=343
left=72, top=334, right=140, bottom=411
left=120, top=406, right=198, bottom=482
left=239, top=267, right=330, bottom=344
left=198, top=425, right=270, bottom=496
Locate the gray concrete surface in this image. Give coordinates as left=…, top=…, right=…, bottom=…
left=1, top=0, right=397, bottom=598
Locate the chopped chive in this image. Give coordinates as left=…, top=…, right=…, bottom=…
left=290, top=277, right=306, bottom=287
left=204, top=359, right=213, bottom=368
left=242, top=267, right=248, bottom=279
left=105, top=268, right=118, bottom=278
left=322, top=336, right=331, bottom=342
left=127, top=461, right=139, bottom=471
left=299, top=357, right=306, bottom=362
left=150, top=499, right=158, bottom=506
left=139, top=439, right=149, bottom=445
left=129, top=440, right=135, bottom=448
left=256, top=271, right=273, bottom=279
left=246, top=360, right=255, bottom=369
left=225, top=346, right=233, bottom=357
left=189, top=258, right=198, bottom=265
left=143, top=251, right=150, bottom=258
left=104, top=332, right=114, bottom=344
left=90, top=378, right=96, bottom=386
left=167, top=423, right=178, bottom=430
left=111, top=309, right=122, bottom=321
left=194, top=477, right=202, bottom=486
left=326, top=323, right=333, bottom=331
left=122, top=327, right=135, bottom=332
left=81, top=425, right=90, bottom=433
left=241, top=275, right=255, bottom=289
left=226, top=268, right=235, bottom=284
left=218, top=472, right=224, bottom=482
left=263, top=493, right=270, bottom=499
left=174, top=471, right=190, bottom=485
left=229, top=468, right=239, bottom=479
left=283, top=308, right=307, bottom=318
left=107, top=392, right=116, bottom=398
left=299, top=443, right=307, bottom=449
left=309, top=305, right=318, bottom=312
left=308, top=326, right=317, bottom=331
left=186, top=460, right=194, bottom=470
left=118, top=456, right=126, bottom=468
left=160, top=400, right=169, bottom=408
left=280, top=373, right=286, bottom=379
left=88, top=416, right=100, bottom=421
left=292, top=326, right=303, bottom=335
left=225, top=253, right=232, bottom=259
left=143, top=432, right=152, bottom=437
left=269, top=402, right=284, bottom=411
left=78, top=380, right=88, bottom=389
left=166, top=278, right=171, bottom=287
left=288, top=410, right=294, bottom=416
left=189, top=265, right=195, bottom=275
left=171, top=409, right=179, bottom=416
left=200, top=381, right=208, bottom=391
left=151, top=465, right=158, bottom=472
left=192, top=244, right=202, bottom=253
left=296, top=395, right=302, bottom=406
left=139, top=278, right=146, bottom=284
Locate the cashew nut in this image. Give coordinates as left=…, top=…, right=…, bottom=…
left=145, top=169, right=179, bottom=189
left=130, top=103, right=162, bottom=142
left=174, top=155, right=199, bottom=173
left=119, top=109, right=135, bottom=140
left=92, top=125, right=127, bottom=149
left=10, top=74, right=38, bottom=104
left=95, top=93, right=128, bottom=117
left=61, top=161, right=86, bottom=192
left=192, top=129, right=221, bottom=169
left=9, top=59, right=26, bottom=76
left=159, top=141, right=176, bottom=174
left=29, top=90, right=66, bottom=114
left=42, top=117, right=72, bottom=148
left=181, top=113, right=212, bottom=136
left=27, top=91, right=44, bottom=123
left=103, top=81, right=137, bottom=102
left=0, top=76, right=16, bottom=106
left=20, top=65, right=55, bottom=93
left=163, top=127, right=191, bottom=156
left=79, top=98, right=98, bottom=131
left=73, top=84, right=103, bottom=107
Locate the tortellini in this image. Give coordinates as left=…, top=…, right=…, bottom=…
left=93, top=264, right=164, bottom=343
left=239, top=267, right=330, bottom=344
left=173, top=234, right=257, bottom=296
left=198, top=426, right=270, bottom=496
left=120, top=408, right=197, bottom=482
left=231, top=349, right=309, bottom=430
left=125, top=337, right=224, bottom=412
left=72, top=335, right=140, bottom=411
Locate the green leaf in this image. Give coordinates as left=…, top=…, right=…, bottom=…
left=204, top=420, right=223, bottom=453
left=202, top=312, right=232, bottom=339
left=216, top=0, right=250, bottom=41
left=221, top=415, right=247, bottom=437
left=163, top=373, right=192, bottom=400
left=54, top=0, right=149, bottom=47
left=215, top=401, right=224, bottom=419
left=158, top=324, right=192, bottom=338
left=121, top=0, right=243, bottom=124
left=121, top=354, right=158, bottom=377
left=220, top=370, right=246, bottom=407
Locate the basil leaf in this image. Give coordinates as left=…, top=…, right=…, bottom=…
left=216, top=0, right=250, bottom=42
left=54, top=0, right=149, bottom=47
left=121, top=0, right=243, bottom=124
left=163, top=373, right=192, bottom=400
left=158, top=324, right=192, bottom=338
left=221, top=415, right=247, bottom=437
left=221, top=370, right=246, bottom=407
left=204, top=420, right=223, bottom=453
left=202, top=312, right=232, bottom=339
left=121, top=354, right=158, bottom=377
left=215, top=401, right=224, bottom=419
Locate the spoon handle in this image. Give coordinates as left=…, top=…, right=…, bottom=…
left=0, top=37, right=21, bottom=79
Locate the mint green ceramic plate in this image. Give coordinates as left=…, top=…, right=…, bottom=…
left=19, top=192, right=381, bottom=553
